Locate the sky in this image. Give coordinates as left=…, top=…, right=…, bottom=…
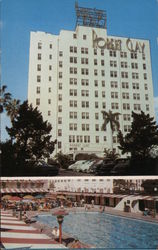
left=1, top=0, right=158, bottom=141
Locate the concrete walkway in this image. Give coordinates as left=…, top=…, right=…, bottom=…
left=0, top=209, right=67, bottom=249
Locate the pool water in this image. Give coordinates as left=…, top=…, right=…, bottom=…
left=36, top=212, right=158, bottom=249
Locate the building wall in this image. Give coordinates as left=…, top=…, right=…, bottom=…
left=49, top=177, right=113, bottom=193
left=28, top=25, right=155, bottom=157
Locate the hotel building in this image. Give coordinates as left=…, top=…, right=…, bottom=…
left=28, top=4, right=155, bottom=158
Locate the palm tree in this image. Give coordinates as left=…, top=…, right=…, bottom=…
left=5, top=99, right=20, bottom=122
left=101, top=110, right=120, bottom=149
left=0, top=85, right=11, bottom=113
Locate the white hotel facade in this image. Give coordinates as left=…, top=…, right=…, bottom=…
left=28, top=5, right=155, bottom=158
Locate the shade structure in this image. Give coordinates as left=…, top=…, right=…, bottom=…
left=57, top=195, right=66, bottom=200
left=23, top=195, right=34, bottom=200
left=10, top=196, right=21, bottom=201
left=2, top=195, right=12, bottom=200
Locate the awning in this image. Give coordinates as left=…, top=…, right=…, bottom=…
left=1, top=188, right=48, bottom=194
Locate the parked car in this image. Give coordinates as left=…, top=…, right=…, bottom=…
left=110, top=158, right=130, bottom=175
left=94, top=159, right=116, bottom=176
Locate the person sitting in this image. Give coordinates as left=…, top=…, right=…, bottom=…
left=52, top=226, right=59, bottom=237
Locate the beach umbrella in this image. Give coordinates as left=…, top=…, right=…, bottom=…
left=21, top=199, right=35, bottom=203
left=2, top=195, right=12, bottom=200
left=35, top=194, right=44, bottom=199
left=10, top=196, right=21, bottom=201
left=23, top=195, right=34, bottom=200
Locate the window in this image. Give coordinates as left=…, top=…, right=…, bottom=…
left=111, top=92, right=118, bottom=98
left=69, top=112, right=77, bottom=119
left=132, top=73, right=139, bottom=79
left=59, top=61, right=63, bottom=67
left=82, top=101, right=89, bottom=108
left=146, top=104, right=149, bottom=111
left=94, top=59, right=97, bottom=65
left=69, top=89, right=77, bottom=96
left=58, top=117, right=62, bottom=124
left=123, top=114, right=131, bottom=121
left=81, top=58, right=88, bottom=64
left=81, top=47, right=88, bottom=54
left=132, top=82, right=139, bottom=90
left=110, top=60, right=117, bottom=67
left=37, top=75, right=41, bottom=82
left=123, top=103, right=130, bottom=110
left=82, top=112, right=89, bottom=119
left=69, top=135, right=75, bottom=143
left=145, top=94, right=149, bottom=100
left=94, top=80, right=98, bottom=87
left=81, top=79, right=89, bottom=86
left=69, top=123, right=77, bottom=131
left=37, top=53, right=41, bottom=60
left=102, top=91, right=105, bottom=98
left=70, top=57, right=77, bottom=63
left=70, top=78, right=77, bottom=85
left=133, top=93, right=140, bottom=100
left=70, top=67, right=77, bottom=74
left=95, top=124, right=99, bottom=131
left=58, top=129, right=62, bottom=136
left=50, top=44, right=52, bottom=49
left=38, top=42, right=42, bottom=49
left=59, top=51, right=63, bottom=56
left=111, top=81, right=118, bottom=88
left=131, top=63, right=138, bottom=69
left=142, top=53, right=145, bottom=60
left=102, top=81, right=105, bottom=87
left=134, top=104, right=141, bottom=111
left=121, top=62, right=128, bottom=68
left=73, top=33, right=77, bottom=39
left=101, top=49, right=104, bottom=56
left=101, top=70, right=105, bottom=76
left=96, top=136, right=99, bottom=143
left=95, top=113, right=99, bottom=120
left=94, top=49, right=97, bottom=55
left=81, top=90, right=89, bottom=97
left=122, top=82, right=129, bottom=89
left=144, top=83, right=148, bottom=90
left=70, top=100, right=77, bottom=107
left=109, top=50, right=116, bottom=57
left=124, top=125, right=131, bottom=132
left=144, top=73, right=147, bottom=80
left=48, top=99, right=51, bottom=104
left=81, top=68, right=89, bottom=75
left=83, top=35, right=87, bottom=40
left=49, top=55, right=52, bottom=59
left=48, top=87, right=51, bottom=93
left=48, top=111, right=51, bottom=116
left=49, top=76, right=52, bottom=81
left=58, top=142, right=61, bottom=149
left=111, top=103, right=119, bottom=109
left=95, top=102, right=99, bottom=108
left=110, top=71, right=117, bottom=77
left=95, top=91, right=98, bottom=98
left=59, top=72, right=62, bottom=78
left=122, top=93, right=129, bottom=99
left=58, top=105, right=62, bottom=112
left=101, top=60, right=104, bottom=66
left=36, top=87, right=40, bottom=94
left=103, top=136, right=107, bottom=142
left=58, top=94, right=62, bottom=101
left=37, top=64, right=41, bottom=71
left=102, top=102, right=106, bottom=108
left=120, top=51, right=127, bottom=58
left=84, top=136, right=90, bottom=143
left=49, top=65, right=52, bottom=70
left=131, top=52, right=137, bottom=59
left=36, top=98, right=40, bottom=105
left=82, top=124, right=89, bottom=131
left=121, top=72, right=128, bottom=78
left=59, top=83, right=62, bottom=90
left=94, top=69, right=98, bottom=76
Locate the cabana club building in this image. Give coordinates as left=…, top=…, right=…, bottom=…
left=1, top=177, right=157, bottom=214
left=28, top=4, right=155, bottom=157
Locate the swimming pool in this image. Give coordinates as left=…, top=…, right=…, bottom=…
left=36, top=212, right=158, bottom=248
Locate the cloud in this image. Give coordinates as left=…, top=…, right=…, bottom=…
left=154, top=96, right=158, bottom=124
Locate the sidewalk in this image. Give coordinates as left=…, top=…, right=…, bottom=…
left=0, top=209, right=67, bottom=249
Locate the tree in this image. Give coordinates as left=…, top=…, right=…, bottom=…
left=101, top=110, right=120, bottom=149
left=54, top=152, right=72, bottom=169
left=0, top=85, right=11, bottom=113
left=118, top=111, right=158, bottom=159
left=103, top=148, right=120, bottom=161
left=5, top=98, right=20, bottom=121
left=6, top=101, right=56, bottom=167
